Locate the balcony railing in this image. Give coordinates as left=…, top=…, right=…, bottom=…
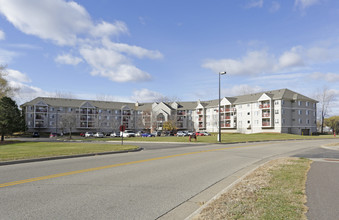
left=262, top=122, right=271, bottom=126
left=35, top=109, right=47, bottom=113
left=197, top=111, right=203, bottom=115
left=226, top=116, right=231, bottom=119
left=259, top=104, right=270, bottom=109
left=262, top=113, right=270, bottom=117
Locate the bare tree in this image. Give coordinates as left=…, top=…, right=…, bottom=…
left=154, top=96, right=181, bottom=103
left=0, top=65, right=19, bottom=98
left=60, top=113, right=77, bottom=139
left=314, top=87, right=335, bottom=133
left=53, top=90, right=76, bottom=99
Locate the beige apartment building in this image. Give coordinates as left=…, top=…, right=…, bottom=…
left=21, top=88, right=317, bottom=135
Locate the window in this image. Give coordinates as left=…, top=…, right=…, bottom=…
left=298, top=101, right=302, bottom=106
left=306, top=101, right=309, bottom=107
left=298, top=110, right=302, bottom=115
left=247, top=120, right=251, bottom=124
left=275, top=119, right=279, bottom=124
left=306, top=110, right=309, bottom=115
left=50, top=107, right=54, bottom=111
left=282, top=100, right=285, bottom=105
left=247, top=112, right=250, bottom=115
left=282, top=118, right=285, bottom=124
left=299, top=118, right=302, bottom=124
left=275, top=110, right=279, bottom=114
left=99, top=109, right=102, bottom=113
left=307, top=119, right=310, bottom=124
left=68, top=108, right=72, bottom=112
left=282, top=109, right=285, bottom=114
left=274, top=101, right=279, bottom=105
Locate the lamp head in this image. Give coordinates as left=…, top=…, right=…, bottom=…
left=219, top=71, right=227, bottom=75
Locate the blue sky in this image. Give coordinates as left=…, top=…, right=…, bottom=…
left=0, top=0, right=338, bottom=114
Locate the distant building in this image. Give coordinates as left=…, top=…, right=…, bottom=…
left=21, top=88, right=317, bottom=135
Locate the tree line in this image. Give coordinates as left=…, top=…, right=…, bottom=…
left=0, top=65, right=25, bottom=141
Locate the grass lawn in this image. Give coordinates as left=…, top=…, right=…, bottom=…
left=196, top=157, right=311, bottom=219
left=0, top=142, right=138, bottom=162
left=85, top=133, right=337, bottom=143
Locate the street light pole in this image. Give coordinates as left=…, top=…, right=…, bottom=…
left=218, top=71, right=227, bottom=142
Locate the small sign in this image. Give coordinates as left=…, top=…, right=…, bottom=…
left=119, top=125, right=126, bottom=132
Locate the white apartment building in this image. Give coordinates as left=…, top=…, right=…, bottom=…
left=21, top=88, right=317, bottom=135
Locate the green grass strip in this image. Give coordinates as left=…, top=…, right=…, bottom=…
left=0, top=142, right=138, bottom=161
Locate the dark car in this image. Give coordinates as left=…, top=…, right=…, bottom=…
left=32, top=132, right=40, bottom=138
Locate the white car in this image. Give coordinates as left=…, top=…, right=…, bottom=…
left=93, top=132, right=104, bottom=138
left=85, top=132, right=94, bottom=137
left=110, top=132, right=121, bottom=137
left=122, top=130, right=135, bottom=137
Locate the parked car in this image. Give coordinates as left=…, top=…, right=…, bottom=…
left=32, top=132, right=40, bottom=138
left=186, top=131, right=194, bottom=136
left=110, top=131, right=120, bottom=137
left=49, top=133, right=58, bottom=138
left=122, top=130, right=135, bottom=137
left=141, top=133, right=155, bottom=137
left=195, top=132, right=205, bottom=136
left=151, top=131, right=161, bottom=137
left=93, top=132, right=104, bottom=138
left=85, top=132, right=94, bottom=137
left=80, top=132, right=85, bottom=137
left=202, top=132, right=211, bottom=136
left=176, top=131, right=188, bottom=137
left=135, top=131, right=143, bottom=137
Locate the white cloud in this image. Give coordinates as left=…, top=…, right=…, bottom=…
left=202, top=50, right=276, bottom=75
left=246, top=0, right=263, bottom=8
left=131, top=88, right=165, bottom=102
left=0, top=48, right=19, bottom=63
left=222, top=84, right=263, bottom=97
left=0, top=0, right=92, bottom=46
left=55, top=54, right=83, bottom=65
left=278, top=47, right=304, bottom=69
left=0, top=29, right=5, bottom=40
left=4, top=69, right=31, bottom=83
left=80, top=46, right=151, bottom=82
left=295, top=0, right=321, bottom=10
left=102, top=38, right=163, bottom=59
left=310, top=72, right=339, bottom=82
left=91, top=21, right=128, bottom=38
left=0, top=0, right=162, bottom=83
left=202, top=47, right=306, bottom=75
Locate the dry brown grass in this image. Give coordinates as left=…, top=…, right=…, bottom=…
left=194, top=157, right=311, bottom=220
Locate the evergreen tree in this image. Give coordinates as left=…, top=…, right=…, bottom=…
left=0, top=96, right=24, bottom=141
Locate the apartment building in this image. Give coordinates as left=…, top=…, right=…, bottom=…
left=21, top=88, right=317, bottom=135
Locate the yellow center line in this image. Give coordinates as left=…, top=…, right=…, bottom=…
left=0, top=143, right=267, bottom=188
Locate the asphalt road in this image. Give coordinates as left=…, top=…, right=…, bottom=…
left=0, top=139, right=337, bottom=219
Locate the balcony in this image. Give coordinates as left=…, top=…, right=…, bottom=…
left=259, top=104, right=270, bottom=109
left=225, top=116, right=231, bottom=119
left=35, top=109, right=47, bottom=113
left=197, top=111, right=203, bottom=115
left=262, top=113, right=270, bottom=117
left=262, top=122, right=271, bottom=127
left=198, top=117, right=204, bottom=121
left=177, top=111, right=186, bottom=115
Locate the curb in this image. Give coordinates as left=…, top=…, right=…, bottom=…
left=0, top=147, right=143, bottom=166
